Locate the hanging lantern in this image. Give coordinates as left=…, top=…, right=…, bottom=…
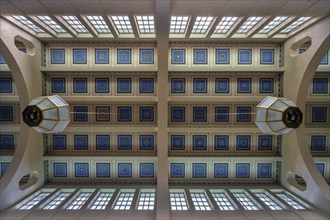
left=255, top=96, right=303, bottom=134
left=22, top=95, right=70, bottom=133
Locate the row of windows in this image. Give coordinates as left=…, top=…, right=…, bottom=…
left=17, top=188, right=306, bottom=212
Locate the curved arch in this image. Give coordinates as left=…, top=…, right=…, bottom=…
left=282, top=16, right=330, bottom=215
left=0, top=18, right=44, bottom=211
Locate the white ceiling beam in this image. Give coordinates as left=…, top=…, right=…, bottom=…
left=246, top=16, right=272, bottom=38
left=155, top=0, right=170, bottom=219
left=128, top=15, right=139, bottom=38
left=27, top=16, right=57, bottom=38
left=206, top=16, right=222, bottom=38
left=76, top=14, right=98, bottom=38
left=54, top=16, right=79, bottom=38
left=185, top=15, right=196, bottom=39
left=226, top=17, right=246, bottom=38
left=102, top=15, right=118, bottom=38
left=267, top=17, right=296, bottom=38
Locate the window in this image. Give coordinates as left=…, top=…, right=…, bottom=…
left=233, top=192, right=259, bottom=210
left=62, top=16, right=88, bottom=33
left=254, top=193, right=283, bottom=210
left=170, top=16, right=189, bottom=34
left=86, top=16, right=111, bottom=33
left=191, top=16, right=213, bottom=34
left=137, top=190, right=155, bottom=210
left=135, top=16, right=154, bottom=34
left=66, top=192, right=92, bottom=210
left=280, top=17, right=311, bottom=33
left=19, top=192, right=51, bottom=210
left=90, top=191, right=113, bottom=210
left=113, top=191, right=135, bottom=210
left=258, top=16, right=287, bottom=34
left=12, top=16, right=45, bottom=33
left=111, top=16, right=133, bottom=34
left=170, top=191, right=188, bottom=210
left=211, top=192, right=236, bottom=210
left=276, top=193, right=305, bottom=209
left=213, top=17, right=238, bottom=34
left=190, top=190, right=212, bottom=211
left=236, top=17, right=263, bottom=34
left=43, top=191, right=72, bottom=210
left=37, top=16, right=66, bottom=33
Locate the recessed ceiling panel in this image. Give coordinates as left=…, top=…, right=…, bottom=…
left=99, top=0, right=132, bottom=14
left=303, top=1, right=330, bottom=16
left=171, top=0, right=227, bottom=15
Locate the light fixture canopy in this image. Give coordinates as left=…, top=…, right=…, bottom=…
left=255, top=96, right=303, bottom=134
left=22, top=95, right=70, bottom=133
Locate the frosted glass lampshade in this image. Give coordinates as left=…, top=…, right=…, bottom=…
left=255, top=96, right=303, bottom=134
left=22, top=95, right=70, bottom=133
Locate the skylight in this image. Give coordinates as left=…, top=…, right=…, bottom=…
left=43, top=192, right=71, bottom=209
left=90, top=192, right=113, bottom=210
left=170, top=16, right=189, bottom=34
left=19, top=192, right=50, bottom=210
left=111, top=16, right=133, bottom=34
left=62, top=16, right=88, bottom=33
left=280, top=17, right=311, bottom=33
left=233, top=192, right=259, bottom=210
left=236, top=16, right=263, bottom=34
left=135, top=16, right=155, bottom=34
left=66, top=192, right=92, bottom=210
left=37, top=16, right=66, bottom=33
left=113, top=192, right=134, bottom=210
left=213, top=17, right=238, bottom=34
left=258, top=16, right=288, bottom=34
left=254, top=193, right=283, bottom=210
left=86, top=16, right=111, bottom=33
left=275, top=193, right=305, bottom=209
left=192, top=16, right=213, bottom=34
left=211, top=192, right=236, bottom=210
left=12, top=16, right=45, bottom=33
left=137, top=191, right=155, bottom=210
left=190, top=191, right=212, bottom=211
left=170, top=191, right=188, bottom=210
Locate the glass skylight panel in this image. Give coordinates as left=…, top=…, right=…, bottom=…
left=211, top=192, right=235, bottom=210
left=233, top=193, right=259, bottom=210
left=254, top=193, right=283, bottom=210
left=12, top=16, right=45, bottom=33
left=62, top=16, right=88, bottom=33
left=192, top=16, right=213, bottom=34
left=86, top=16, right=111, bottom=33
left=276, top=193, right=305, bottom=209
left=258, top=16, right=287, bottom=34
left=236, top=16, right=263, bottom=34
left=66, top=192, right=92, bottom=210
left=111, top=16, right=133, bottom=34
left=90, top=192, right=113, bottom=210
left=135, top=16, right=155, bottom=34
left=19, top=192, right=51, bottom=210
left=37, top=16, right=66, bottom=33
left=137, top=192, right=155, bottom=210
left=170, top=192, right=188, bottom=210
left=280, top=17, right=311, bottom=33
left=43, top=192, right=71, bottom=210
left=190, top=191, right=212, bottom=211
left=214, top=17, right=238, bottom=34
left=170, top=16, right=189, bottom=34
left=113, top=192, right=134, bottom=210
